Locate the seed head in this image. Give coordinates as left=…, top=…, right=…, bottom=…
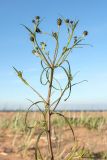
left=40, top=42, right=47, bottom=47
left=74, top=36, right=77, bottom=43
left=57, top=18, right=62, bottom=26
left=30, top=35, right=35, bottom=42
left=36, top=27, right=41, bottom=33
left=32, top=50, right=36, bottom=54
left=83, top=31, right=88, bottom=36
left=32, top=48, right=38, bottom=53
left=32, top=48, right=40, bottom=56
left=70, top=20, right=73, bottom=24
left=35, top=16, right=40, bottom=20
left=52, top=32, right=58, bottom=39
left=32, top=19, right=35, bottom=23
left=65, top=19, right=69, bottom=23
left=74, top=36, right=77, bottom=40
left=40, top=42, right=47, bottom=50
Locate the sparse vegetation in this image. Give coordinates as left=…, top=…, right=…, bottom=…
left=0, top=112, right=106, bottom=131
left=0, top=112, right=107, bottom=159
left=52, top=115, right=106, bottom=130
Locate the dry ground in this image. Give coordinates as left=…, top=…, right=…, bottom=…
left=0, top=111, right=107, bottom=160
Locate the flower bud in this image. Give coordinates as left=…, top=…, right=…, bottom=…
left=65, top=19, right=69, bottom=23
left=35, top=16, right=40, bottom=20
left=74, top=36, right=77, bottom=43
left=40, top=42, right=47, bottom=47
left=32, top=19, right=35, bottom=23
left=32, top=50, right=36, bottom=54
left=57, top=18, right=62, bottom=26
left=30, top=35, right=34, bottom=42
left=70, top=20, right=73, bottom=24
left=83, top=31, right=88, bottom=36
left=40, top=42, right=47, bottom=50
left=36, top=27, right=41, bottom=33
left=32, top=48, right=40, bottom=56
left=74, top=36, right=77, bottom=39
left=52, top=32, right=58, bottom=39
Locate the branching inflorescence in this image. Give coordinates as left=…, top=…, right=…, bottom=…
left=13, top=16, right=88, bottom=160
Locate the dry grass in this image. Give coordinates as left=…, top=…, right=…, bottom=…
left=0, top=111, right=107, bottom=159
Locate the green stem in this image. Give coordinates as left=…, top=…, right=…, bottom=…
left=53, top=27, right=60, bottom=65
left=34, top=35, right=51, bottom=67
left=53, top=83, right=68, bottom=111
left=56, top=30, right=74, bottom=66
left=46, top=67, right=54, bottom=160
left=28, top=84, right=46, bottom=102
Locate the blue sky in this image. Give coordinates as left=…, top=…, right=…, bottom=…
left=0, top=0, right=107, bottom=109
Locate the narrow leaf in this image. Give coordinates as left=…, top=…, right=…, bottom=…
left=21, top=24, right=34, bottom=35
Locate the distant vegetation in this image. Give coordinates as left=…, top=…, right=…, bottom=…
left=0, top=112, right=107, bottom=159
left=0, top=112, right=106, bottom=131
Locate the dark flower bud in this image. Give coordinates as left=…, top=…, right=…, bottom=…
left=40, top=42, right=47, bottom=47
left=74, top=36, right=77, bottom=39
left=52, top=32, right=58, bottom=39
left=33, top=47, right=38, bottom=51
left=32, top=19, right=35, bottom=23
left=35, top=47, right=39, bottom=50
left=36, top=27, right=41, bottom=33
left=70, top=20, right=73, bottom=24
left=74, top=36, right=77, bottom=43
left=40, top=42, right=47, bottom=50
left=30, top=35, right=35, bottom=42
left=35, top=16, right=40, bottom=20
left=32, top=49, right=36, bottom=54
left=83, top=31, right=88, bottom=36
left=32, top=48, right=40, bottom=56
left=65, top=19, right=69, bottom=23
left=57, top=18, right=62, bottom=26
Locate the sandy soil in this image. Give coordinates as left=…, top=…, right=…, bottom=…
left=0, top=111, right=107, bottom=160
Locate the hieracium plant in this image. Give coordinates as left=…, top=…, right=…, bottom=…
left=13, top=16, right=88, bottom=160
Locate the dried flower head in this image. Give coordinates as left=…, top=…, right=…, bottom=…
left=32, top=19, right=35, bottom=23
left=74, top=36, right=77, bottom=43
left=83, top=31, right=88, bottom=36
left=70, top=20, right=73, bottom=24
left=57, top=18, right=62, bottom=26
left=32, top=49, right=36, bottom=54
left=40, top=42, right=47, bottom=47
left=32, top=47, right=40, bottom=56
left=36, top=27, right=41, bottom=33
left=35, top=16, right=40, bottom=20
left=40, top=42, right=47, bottom=50
left=52, top=32, right=58, bottom=39
left=74, top=36, right=77, bottom=40
left=30, top=35, right=35, bottom=42
left=65, top=19, right=69, bottom=23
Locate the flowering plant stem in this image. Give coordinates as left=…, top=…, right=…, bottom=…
left=47, top=67, right=54, bottom=159
left=13, top=16, right=88, bottom=160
